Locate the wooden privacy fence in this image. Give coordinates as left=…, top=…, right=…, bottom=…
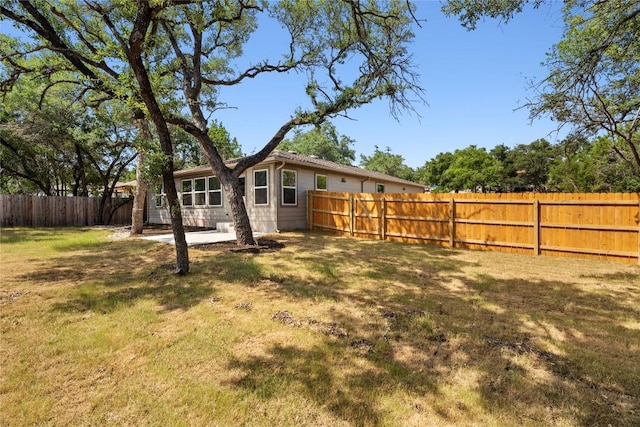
left=307, top=191, right=640, bottom=264
left=0, top=195, right=133, bottom=227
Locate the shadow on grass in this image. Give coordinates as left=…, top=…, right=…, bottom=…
left=1, top=227, right=73, bottom=244
left=52, top=277, right=217, bottom=314
left=16, top=229, right=640, bottom=425
left=452, top=274, right=640, bottom=426
left=582, top=271, right=640, bottom=282
left=226, top=341, right=438, bottom=426
left=215, top=233, right=640, bottom=426
left=25, top=237, right=220, bottom=313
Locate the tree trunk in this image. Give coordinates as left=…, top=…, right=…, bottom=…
left=73, top=143, right=89, bottom=197
left=128, top=3, right=189, bottom=274
left=130, top=150, right=147, bottom=234
left=131, top=120, right=151, bottom=235
left=163, top=170, right=189, bottom=274
left=200, top=147, right=255, bottom=246
left=96, top=191, right=108, bottom=225
left=222, top=175, right=254, bottom=245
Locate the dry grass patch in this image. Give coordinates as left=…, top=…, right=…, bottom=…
left=1, top=227, right=639, bottom=426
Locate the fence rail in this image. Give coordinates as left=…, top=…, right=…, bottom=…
left=307, top=191, right=640, bottom=265
left=0, top=195, right=133, bottom=227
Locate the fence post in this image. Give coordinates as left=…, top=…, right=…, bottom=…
left=349, top=194, right=354, bottom=236
left=533, top=198, right=540, bottom=256
left=449, top=198, right=455, bottom=248
left=381, top=198, right=387, bottom=241
left=637, top=198, right=640, bottom=265
left=307, top=191, right=313, bottom=231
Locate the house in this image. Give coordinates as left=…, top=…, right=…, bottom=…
left=148, top=150, right=425, bottom=232
left=113, top=180, right=137, bottom=197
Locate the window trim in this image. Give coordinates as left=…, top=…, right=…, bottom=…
left=207, top=176, right=223, bottom=207
left=181, top=179, right=193, bottom=206
left=154, top=182, right=165, bottom=208
left=281, top=169, right=297, bottom=206
left=194, top=177, right=206, bottom=206
left=253, top=169, right=269, bottom=206
left=315, top=174, right=328, bottom=191
left=376, top=183, right=386, bottom=194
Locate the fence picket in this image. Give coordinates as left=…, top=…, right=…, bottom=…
left=309, top=191, right=640, bottom=265
left=0, top=195, right=133, bottom=227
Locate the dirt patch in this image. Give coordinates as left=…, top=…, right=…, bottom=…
left=271, top=311, right=299, bottom=326
left=350, top=339, right=374, bottom=354
left=271, top=311, right=348, bottom=338
left=196, top=238, right=285, bottom=254
left=235, top=302, right=252, bottom=311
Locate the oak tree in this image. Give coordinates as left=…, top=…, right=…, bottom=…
left=1, top=1, right=424, bottom=274
left=278, top=122, right=356, bottom=165
left=360, top=145, right=415, bottom=181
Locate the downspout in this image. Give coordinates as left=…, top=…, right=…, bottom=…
left=274, top=161, right=286, bottom=232
left=360, top=176, right=370, bottom=192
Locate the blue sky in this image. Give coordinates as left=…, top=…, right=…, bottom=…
left=213, top=1, right=568, bottom=168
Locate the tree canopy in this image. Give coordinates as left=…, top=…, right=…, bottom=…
left=442, top=145, right=501, bottom=193
left=1, top=1, right=424, bottom=273
left=360, top=145, right=415, bottom=181
left=418, top=134, right=640, bottom=193
left=278, top=122, right=355, bottom=165
left=0, top=77, right=137, bottom=223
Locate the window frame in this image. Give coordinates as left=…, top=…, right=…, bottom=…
left=253, top=169, right=269, bottom=206
left=281, top=169, right=297, bottom=206
left=194, top=177, right=206, bottom=206
left=376, top=183, right=386, bottom=194
left=207, top=176, right=223, bottom=207
left=315, top=174, right=328, bottom=191
left=181, top=179, right=193, bottom=207
left=154, top=182, right=165, bottom=208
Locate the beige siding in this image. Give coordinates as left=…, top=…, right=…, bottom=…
left=326, top=174, right=362, bottom=193
left=147, top=187, right=171, bottom=225
left=180, top=206, right=233, bottom=228
left=277, top=166, right=311, bottom=231
left=246, top=164, right=278, bottom=232
left=378, top=182, right=421, bottom=194
left=147, top=203, right=171, bottom=225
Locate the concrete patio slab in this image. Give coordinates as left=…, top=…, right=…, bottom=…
left=141, top=230, right=263, bottom=246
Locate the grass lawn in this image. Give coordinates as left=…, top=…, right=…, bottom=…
left=1, top=227, right=639, bottom=426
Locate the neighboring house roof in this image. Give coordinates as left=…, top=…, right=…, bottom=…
left=115, top=180, right=138, bottom=189
left=113, top=180, right=138, bottom=194
left=174, top=150, right=423, bottom=188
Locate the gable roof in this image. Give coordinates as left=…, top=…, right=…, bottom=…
left=174, top=150, right=423, bottom=189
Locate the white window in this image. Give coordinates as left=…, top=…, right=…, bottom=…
left=208, top=177, right=222, bottom=206
left=282, top=169, right=297, bottom=205
left=181, top=179, right=193, bottom=206
left=154, top=182, right=165, bottom=207
left=315, top=174, right=327, bottom=191
left=376, top=183, right=385, bottom=194
left=254, top=169, right=268, bottom=205
left=194, top=178, right=206, bottom=206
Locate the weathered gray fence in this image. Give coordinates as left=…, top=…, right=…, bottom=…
left=0, top=195, right=133, bottom=227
